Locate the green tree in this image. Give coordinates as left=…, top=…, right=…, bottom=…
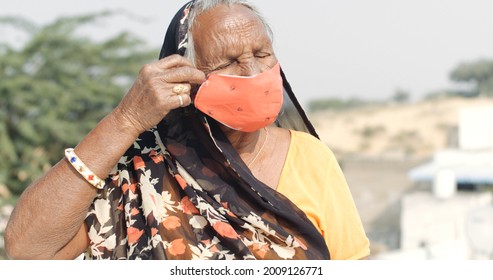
left=390, top=89, right=410, bottom=103
left=0, top=12, right=157, bottom=194
left=450, top=59, right=493, bottom=97
left=307, top=97, right=371, bottom=113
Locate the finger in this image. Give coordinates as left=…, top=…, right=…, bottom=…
left=162, top=65, right=206, bottom=84
left=171, top=83, right=192, bottom=95
left=156, top=54, right=195, bottom=70
left=173, top=93, right=191, bottom=108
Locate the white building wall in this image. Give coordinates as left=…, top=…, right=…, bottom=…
left=459, top=107, right=493, bottom=150
left=399, top=191, right=492, bottom=259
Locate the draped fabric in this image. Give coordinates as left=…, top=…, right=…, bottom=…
left=84, top=0, right=329, bottom=260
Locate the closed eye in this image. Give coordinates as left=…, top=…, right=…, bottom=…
left=210, top=61, right=235, bottom=72
left=255, top=52, right=271, bottom=58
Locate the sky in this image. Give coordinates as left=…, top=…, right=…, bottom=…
left=2, top=0, right=493, bottom=104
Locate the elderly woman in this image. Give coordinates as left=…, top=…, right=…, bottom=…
left=5, top=0, right=369, bottom=260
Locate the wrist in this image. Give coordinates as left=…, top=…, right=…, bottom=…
left=110, top=106, right=145, bottom=138
left=72, top=108, right=143, bottom=180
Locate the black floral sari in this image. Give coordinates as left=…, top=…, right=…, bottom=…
left=84, top=1, right=329, bottom=260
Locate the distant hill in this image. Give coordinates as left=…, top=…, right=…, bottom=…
left=309, top=97, right=493, bottom=160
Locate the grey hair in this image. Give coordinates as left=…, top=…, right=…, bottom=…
left=185, top=0, right=274, bottom=65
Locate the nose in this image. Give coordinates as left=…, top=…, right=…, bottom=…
left=240, top=60, right=262, bottom=77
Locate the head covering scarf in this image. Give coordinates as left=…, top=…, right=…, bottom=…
left=84, top=0, right=329, bottom=260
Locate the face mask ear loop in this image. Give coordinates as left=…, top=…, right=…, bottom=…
left=190, top=70, right=211, bottom=106
left=185, top=83, right=201, bottom=117
left=190, top=83, right=201, bottom=104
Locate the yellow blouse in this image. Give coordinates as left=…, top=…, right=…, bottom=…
left=277, top=130, right=370, bottom=260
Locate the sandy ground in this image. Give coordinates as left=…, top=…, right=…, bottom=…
left=310, top=97, right=493, bottom=160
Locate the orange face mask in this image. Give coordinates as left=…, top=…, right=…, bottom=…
left=194, top=63, right=283, bottom=132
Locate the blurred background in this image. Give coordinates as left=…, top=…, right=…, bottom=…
left=1, top=0, right=493, bottom=260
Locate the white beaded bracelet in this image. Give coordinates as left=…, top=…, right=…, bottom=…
left=64, top=148, right=105, bottom=190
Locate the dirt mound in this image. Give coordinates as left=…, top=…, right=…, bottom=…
left=309, top=97, right=493, bottom=160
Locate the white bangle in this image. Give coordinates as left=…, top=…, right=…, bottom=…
left=64, top=148, right=105, bottom=190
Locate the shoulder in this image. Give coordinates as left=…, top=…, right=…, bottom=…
left=279, top=129, right=343, bottom=192
left=288, top=130, right=338, bottom=166
left=279, top=130, right=370, bottom=259
left=290, top=130, right=333, bottom=151
left=289, top=129, right=325, bottom=145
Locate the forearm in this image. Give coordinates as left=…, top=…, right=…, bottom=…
left=5, top=54, right=205, bottom=259
left=4, top=109, right=140, bottom=259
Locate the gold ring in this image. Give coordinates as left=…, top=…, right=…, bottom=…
left=178, top=94, right=184, bottom=107
left=172, top=84, right=189, bottom=94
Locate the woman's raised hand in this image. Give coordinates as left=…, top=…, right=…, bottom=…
left=115, top=54, right=206, bottom=134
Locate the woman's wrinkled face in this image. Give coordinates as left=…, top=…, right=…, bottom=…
left=191, top=4, right=278, bottom=77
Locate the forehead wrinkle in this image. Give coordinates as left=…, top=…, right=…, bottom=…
left=192, top=4, right=271, bottom=68
left=211, top=17, right=268, bottom=63
left=220, top=16, right=261, bottom=56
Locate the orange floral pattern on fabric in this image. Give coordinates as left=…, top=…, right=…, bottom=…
left=84, top=122, right=329, bottom=259
left=83, top=0, right=330, bottom=260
